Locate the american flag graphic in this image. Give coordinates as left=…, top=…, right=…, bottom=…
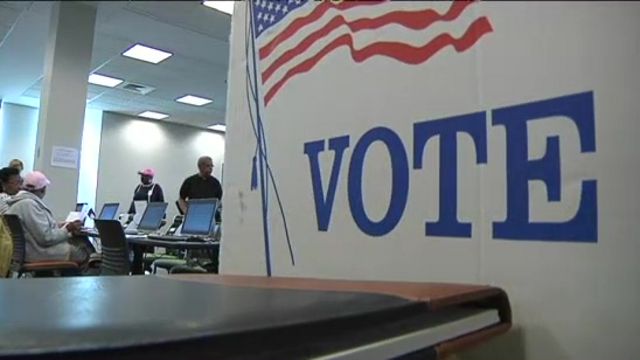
left=250, top=0, right=493, bottom=106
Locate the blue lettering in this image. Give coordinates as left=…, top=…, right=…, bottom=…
left=303, top=136, right=350, bottom=231
left=492, top=91, right=597, bottom=242
left=413, top=112, right=487, bottom=238
left=348, top=127, right=409, bottom=236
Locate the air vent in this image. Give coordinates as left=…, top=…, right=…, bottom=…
left=118, top=82, right=156, bottom=95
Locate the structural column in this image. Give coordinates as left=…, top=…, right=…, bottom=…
left=35, top=2, right=96, bottom=218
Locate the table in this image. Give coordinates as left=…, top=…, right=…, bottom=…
left=0, top=275, right=511, bottom=360
left=126, top=236, right=219, bottom=275
left=78, top=230, right=219, bottom=274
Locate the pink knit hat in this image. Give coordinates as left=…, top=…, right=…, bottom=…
left=138, top=168, right=155, bottom=177
left=23, top=171, right=50, bottom=190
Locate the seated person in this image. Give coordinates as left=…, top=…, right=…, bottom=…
left=6, top=171, right=92, bottom=268
left=0, top=167, right=22, bottom=214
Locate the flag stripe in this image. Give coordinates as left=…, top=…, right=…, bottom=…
left=258, top=1, right=384, bottom=60
left=263, top=16, right=493, bottom=105
left=261, top=0, right=476, bottom=83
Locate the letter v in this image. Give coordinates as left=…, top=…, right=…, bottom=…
left=303, top=136, right=350, bottom=231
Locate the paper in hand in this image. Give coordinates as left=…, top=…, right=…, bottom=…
left=65, top=207, right=89, bottom=223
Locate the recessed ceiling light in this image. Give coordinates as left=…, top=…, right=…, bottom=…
left=176, top=95, right=213, bottom=106
left=138, top=111, right=169, bottom=120
left=88, top=73, right=123, bottom=88
left=208, top=124, right=226, bottom=132
left=122, top=44, right=173, bottom=64
left=202, top=1, right=234, bottom=15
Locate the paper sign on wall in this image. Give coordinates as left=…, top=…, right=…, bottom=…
left=51, top=146, right=79, bottom=169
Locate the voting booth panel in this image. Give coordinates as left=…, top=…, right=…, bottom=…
left=221, top=2, right=640, bottom=359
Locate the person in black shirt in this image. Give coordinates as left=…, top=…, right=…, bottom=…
left=178, top=156, right=222, bottom=214
left=128, top=168, right=165, bottom=214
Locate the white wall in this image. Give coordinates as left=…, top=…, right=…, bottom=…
left=96, top=112, right=225, bottom=223
left=222, top=2, right=640, bottom=360
left=77, top=108, right=103, bottom=212
left=0, top=102, right=38, bottom=172
left=0, top=102, right=104, bottom=218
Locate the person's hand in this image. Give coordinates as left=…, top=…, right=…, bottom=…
left=64, top=220, right=83, bottom=235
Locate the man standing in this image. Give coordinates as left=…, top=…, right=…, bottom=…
left=178, top=156, right=222, bottom=214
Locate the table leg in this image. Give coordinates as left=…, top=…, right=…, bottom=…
left=131, top=244, right=144, bottom=275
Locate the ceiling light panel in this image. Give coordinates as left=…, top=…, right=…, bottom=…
left=176, top=95, right=213, bottom=106
left=208, top=124, right=226, bottom=132
left=122, top=44, right=173, bottom=64
left=88, top=73, right=123, bottom=88
left=202, top=1, right=234, bottom=15
left=138, top=111, right=169, bottom=120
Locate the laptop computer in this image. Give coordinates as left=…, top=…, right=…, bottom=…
left=75, top=203, right=87, bottom=212
left=97, top=203, right=119, bottom=220
left=124, top=202, right=168, bottom=235
left=148, top=198, right=218, bottom=242
left=81, top=203, right=120, bottom=238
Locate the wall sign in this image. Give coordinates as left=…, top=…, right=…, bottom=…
left=51, top=146, right=79, bottom=169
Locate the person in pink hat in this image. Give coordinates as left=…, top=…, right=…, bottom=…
left=6, top=171, right=92, bottom=269
left=127, top=168, right=165, bottom=214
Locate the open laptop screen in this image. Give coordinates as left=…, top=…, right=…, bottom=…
left=98, top=203, right=119, bottom=220
left=137, top=202, right=168, bottom=231
left=181, top=199, right=218, bottom=236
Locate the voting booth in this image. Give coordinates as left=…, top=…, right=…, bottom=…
left=221, top=1, right=640, bottom=359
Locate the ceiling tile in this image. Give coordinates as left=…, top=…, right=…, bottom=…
left=2, top=0, right=231, bottom=129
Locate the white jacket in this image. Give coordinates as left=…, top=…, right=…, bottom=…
left=6, top=191, right=72, bottom=262
left=0, top=193, right=9, bottom=215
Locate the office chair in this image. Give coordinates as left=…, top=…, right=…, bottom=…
left=155, top=220, right=220, bottom=274
left=94, top=219, right=130, bottom=276
left=3, top=215, right=80, bottom=278
left=159, top=246, right=218, bottom=274
left=145, top=214, right=184, bottom=273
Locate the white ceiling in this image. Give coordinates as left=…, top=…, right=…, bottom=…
left=0, top=1, right=232, bottom=129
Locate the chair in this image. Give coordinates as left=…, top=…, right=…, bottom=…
left=157, top=247, right=219, bottom=274
left=94, top=219, right=130, bottom=276
left=151, top=258, right=187, bottom=274
left=169, top=264, right=207, bottom=274
left=147, top=214, right=184, bottom=273
left=3, top=214, right=79, bottom=278
left=154, top=220, right=220, bottom=274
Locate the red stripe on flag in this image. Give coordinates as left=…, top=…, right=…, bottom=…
left=258, top=0, right=385, bottom=60
left=261, top=0, right=476, bottom=83
left=263, top=16, right=493, bottom=106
